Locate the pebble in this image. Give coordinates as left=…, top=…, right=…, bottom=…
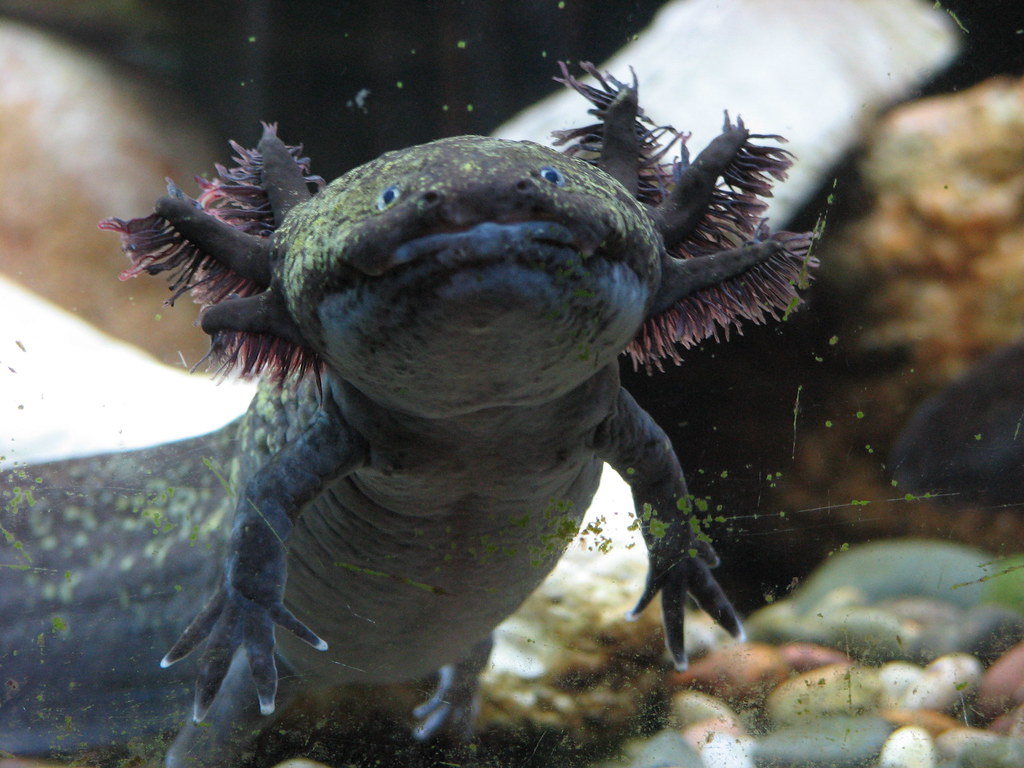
left=956, top=733, right=1024, bottom=768
left=766, top=663, right=880, bottom=727
left=879, top=661, right=926, bottom=708
left=977, top=640, right=1024, bottom=719
left=746, top=596, right=914, bottom=662
left=934, top=726, right=1002, bottom=763
left=673, top=642, right=790, bottom=706
left=600, top=730, right=704, bottom=768
left=896, top=653, right=982, bottom=711
left=670, top=690, right=740, bottom=729
left=600, top=540, right=1018, bottom=768
left=695, top=731, right=756, bottom=768
left=680, top=716, right=747, bottom=752
left=879, top=707, right=961, bottom=737
left=778, top=641, right=851, bottom=672
left=1008, top=702, right=1024, bottom=738
left=882, top=597, right=971, bottom=661
left=753, top=714, right=894, bottom=766
left=828, top=605, right=917, bottom=663
left=786, top=541, right=994, bottom=613
left=745, top=541, right=1012, bottom=671
left=877, top=725, right=937, bottom=768
left=961, top=604, right=1024, bottom=663
left=989, top=701, right=1024, bottom=737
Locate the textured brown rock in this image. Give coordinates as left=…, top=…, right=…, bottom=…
left=672, top=642, right=793, bottom=707
left=824, top=75, right=1024, bottom=385
left=0, top=20, right=218, bottom=366
left=762, top=75, right=1024, bottom=566
left=778, top=642, right=852, bottom=673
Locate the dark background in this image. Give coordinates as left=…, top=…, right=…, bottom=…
left=2, top=0, right=1020, bottom=181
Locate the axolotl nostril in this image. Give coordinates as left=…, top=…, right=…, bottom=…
left=0, top=62, right=816, bottom=766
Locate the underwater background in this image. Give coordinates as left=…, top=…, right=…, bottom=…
left=2, top=1, right=1024, bottom=767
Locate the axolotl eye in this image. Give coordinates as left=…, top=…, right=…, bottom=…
left=376, top=185, right=401, bottom=210
left=538, top=166, right=565, bottom=187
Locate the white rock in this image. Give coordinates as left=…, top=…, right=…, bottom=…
left=878, top=725, right=937, bottom=768
left=496, top=0, right=960, bottom=225
left=0, top=275, right=255, bottom=470
left=766, top=663, right=882, bottom=727
left=620, top=731, right=704, bottom=768
left=897, top=653, right=983, bottom=711
left=879, top=661, right=926, bottom=709
left=808, top=585, right=870, bottom=614
left=697, top=731, right=757, bottom=768
left=671, top=690, right=740, bottom=729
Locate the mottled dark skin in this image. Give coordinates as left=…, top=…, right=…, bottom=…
left=0, top=432, right=236, bottom=755
left=1, top=67, right=813, bottom=766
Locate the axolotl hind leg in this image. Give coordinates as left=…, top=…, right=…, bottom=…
left=164, top=638, right=494, bottom=766
left=412, top=635, right=494, bottom=741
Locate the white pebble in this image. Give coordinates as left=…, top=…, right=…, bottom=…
left=671, top=690, right=739, bottom=728
left=879, top=661, right=925, bottom=708
left=807, top=585, right=868, bottom=614
left=878, top=725, right=936, bottom=768
left=697, top=731, right=756, bottom=768
left=897, top=653, right=982, bottom=711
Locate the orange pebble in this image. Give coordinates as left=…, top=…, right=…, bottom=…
left=778, top=642, right=851, bottom=672
left=977, top=641, right=1024, bottom=719
left=880, top=707, right=961, bottom=737
left=672, top=642, right=793, bottom=704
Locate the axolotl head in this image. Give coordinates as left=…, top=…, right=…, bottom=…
left=274, top=136, right=661, bottom=416
left=104, top=69, right=814, bottom=416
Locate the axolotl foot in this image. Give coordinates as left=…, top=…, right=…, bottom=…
left=412, top=635, right=494, bottom=741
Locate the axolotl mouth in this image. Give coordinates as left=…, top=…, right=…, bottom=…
left=326, top=217, right=617, bottom=315
left=314, top=218, right=650, bottom=415
left=333, top=215, right=605, bottom=280
left=389, top=220, right=582, bottom=269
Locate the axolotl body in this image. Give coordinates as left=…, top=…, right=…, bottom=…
left=0, top=65, right=814, bottom=766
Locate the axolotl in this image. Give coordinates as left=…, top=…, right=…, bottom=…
left=0, top=64, right=814, bottom=766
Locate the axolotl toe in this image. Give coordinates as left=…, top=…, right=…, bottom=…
left=0, top=63, right=816, bottom=766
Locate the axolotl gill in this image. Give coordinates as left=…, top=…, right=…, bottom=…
left=0, top=64, right=815, bottom=766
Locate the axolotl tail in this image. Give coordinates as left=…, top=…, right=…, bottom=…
left=0, top=427, right=237, bottom=758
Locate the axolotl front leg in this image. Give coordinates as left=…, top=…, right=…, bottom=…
left=161, top=388, right=366, bottom=749
left=159, top=384, right=484, bottom=765
left=596, top=388, right=744, bottom=667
